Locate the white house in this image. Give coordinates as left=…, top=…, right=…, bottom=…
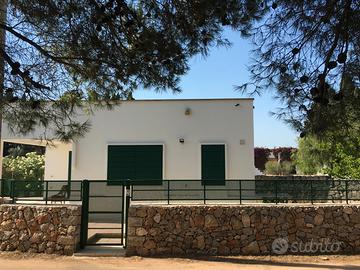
left=2, top=98, right=254, bottom=187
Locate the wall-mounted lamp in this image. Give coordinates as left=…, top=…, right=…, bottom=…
left=234, top=103, right=240, bottom=107
left=185, top=108, right=191, bottom=115
left=179, top=138, right=185, bottom=144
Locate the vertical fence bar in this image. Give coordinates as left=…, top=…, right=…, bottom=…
left=0, top=179, right=4, bottom=198
left=239, top=180, right=242, bottom=204
left=121, top=185, right=125, bottom=245
left=203, top=184, right=206, bottom=204
left=275, top=180, right=278, bottom=205
left=167, top=180, right=170, bottom=205
left=45, top=181, right=49, bottom=205
left=80, top=180, right=89, bottom=249
left=130, top=179, right=134, bottom=199
left=124, top=183, right=131, bottom=248
left=67, top=151, right=72, bottom=199
left=10, top=180, right=15, bottom=203
left=310, top=180, right=313, bottom=204
left=345, top=180, right=349, bottom=204
left=80, top=181, right=83, bottom=201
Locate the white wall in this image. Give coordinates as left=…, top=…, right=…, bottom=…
left=44, top=143, right=72, bottom=180
left=2, top=99, right=254, bottom=181
left=71, top=99, right=254, bottom=180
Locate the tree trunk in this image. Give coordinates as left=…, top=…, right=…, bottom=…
left=0, top=0, right=7, bottom=179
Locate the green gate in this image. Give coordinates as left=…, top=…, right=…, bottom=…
left=80, top=180, right=130, bottom=248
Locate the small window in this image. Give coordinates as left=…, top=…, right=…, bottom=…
left=201, top=144, right=225, bottom=185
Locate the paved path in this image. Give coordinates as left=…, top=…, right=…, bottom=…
left=1, top=254, right=360, bottom=270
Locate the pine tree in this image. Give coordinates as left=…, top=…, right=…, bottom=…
left=238, top=0, right=360, bottom=136
left=1, top=0, right=264, bottom=141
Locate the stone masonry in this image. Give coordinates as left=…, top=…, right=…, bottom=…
left=126, top=204, right=360, bottom=256
left=0, top=204, right=81, bottom=255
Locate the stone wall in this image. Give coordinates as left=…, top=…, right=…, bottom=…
left=0, top=204, right=81, bottom=255
left=126, top=204, right=360, bottom=256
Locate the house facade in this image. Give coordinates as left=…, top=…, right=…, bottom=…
left=2, top=98, right=255, bottom=184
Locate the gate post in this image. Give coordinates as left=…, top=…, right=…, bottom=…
left=80, top=180, right=89, bottom=249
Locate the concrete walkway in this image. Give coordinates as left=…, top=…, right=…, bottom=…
left=74, top=246, right=125, bottom=257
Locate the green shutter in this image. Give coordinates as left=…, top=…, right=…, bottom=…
left=107, top=145, right=163, bottom=185
left=201, top=144, right=225, bottom=185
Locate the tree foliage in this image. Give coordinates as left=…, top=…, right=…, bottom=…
left=2, top=0, right=265, bottom=141
left=329, top=138, right=360, bottom=179
left=2, top=152, right=45, bottom=180
left=294, top=134, right=360, bottom=178
left=4, top=1, right=358, bottom=142
left=239, top=0, right=360, bottom=136
left=293, top=136, right=329, bottom=175
left=243, top=1, right=360, bottom=178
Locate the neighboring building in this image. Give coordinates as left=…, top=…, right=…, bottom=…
left=2, top=98, right=254, bottom=184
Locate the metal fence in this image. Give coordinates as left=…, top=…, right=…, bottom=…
left=131, top=179, right=360, bottom=204
left=0, top=179, right=83, bottom=204
left=2, top=179, right=360, bottom=205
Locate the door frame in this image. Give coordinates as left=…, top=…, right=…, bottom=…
left=198, top=142, right=228, bottom=181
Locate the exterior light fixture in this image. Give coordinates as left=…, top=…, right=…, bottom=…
left=179, top=138, right=185, bottom=144
left=185, top=108, right=191, bottom=115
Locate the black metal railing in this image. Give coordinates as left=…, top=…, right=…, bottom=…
left=0, top=179, right=83, bottom=204
left=131, top=179, right=360, bottom=204
left=2, top=179, right=360, bottom=205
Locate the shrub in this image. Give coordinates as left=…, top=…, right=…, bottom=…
left=265, top=161, right=281, bottom=175
left=281, top=161, right=296, bottom=175
left=2, top=152, right=45, bottom=181
left=264, top=160, right=295, bottom=175
left=2, top=152, right=45, bottom=197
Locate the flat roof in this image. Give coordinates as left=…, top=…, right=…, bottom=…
left=121, top=98, right=254, bottom=102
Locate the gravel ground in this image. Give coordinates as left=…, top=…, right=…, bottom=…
left=0, top=252, right=360, bottom=270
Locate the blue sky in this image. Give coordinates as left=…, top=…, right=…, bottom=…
left=134, top=30, right=298, bottom=148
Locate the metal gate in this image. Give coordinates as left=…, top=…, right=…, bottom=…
left=80, top=180, right=130, bottom=248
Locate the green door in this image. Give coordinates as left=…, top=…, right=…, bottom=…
left=201, top=144, right=225, bottom=185
left=107, top=145, right=163, bottom=185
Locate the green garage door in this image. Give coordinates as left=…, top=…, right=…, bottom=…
left=107, top=145, right=163, bottom=185
left=201, top=144, right=225, bottom=185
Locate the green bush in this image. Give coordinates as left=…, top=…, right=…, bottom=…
left=264, top=161, right=281, bottom=175
left=293, top=136, right=328, bottom=175
left=264, top=160, right=295, bottom=175
left=2, top=152, right=45, bottom=197
left=3, top=152, right=45, bottom=181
